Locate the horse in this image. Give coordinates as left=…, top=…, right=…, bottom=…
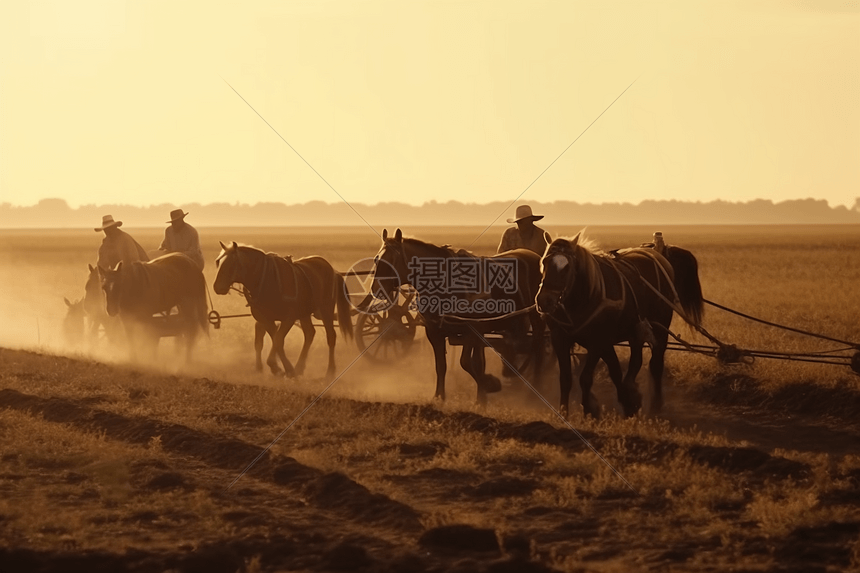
left=213, top=242, right=353, bottom=378
left=535, top=231, right=704, bottom=418
left=98, top=253, right=209, bottom=363
left=84, top=263, right=122, bottom=346
left=371, top=228, right=545, bottom=405
left=62, top=297, right=85, bottom=347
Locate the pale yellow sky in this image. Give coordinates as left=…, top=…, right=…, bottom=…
left=1, top=0, right=858, bottom=210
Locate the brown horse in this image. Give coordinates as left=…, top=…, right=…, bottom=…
left=84, top=264, right=122, bottom=346
left=371, top=229, right=545, bottom=405
left=98, top=253, right=209, bottom=362
left=62, top=297, right=85, bottom=347
left=213, top=242, right=353, bottom=378
left=536, top=231, right=704, bottom=418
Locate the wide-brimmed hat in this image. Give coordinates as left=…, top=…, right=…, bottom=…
left=94, top=214, right=122, bottom=232
left=167, top=209, right=188, bottom=223
left=506, top=204, right=544, bottom=224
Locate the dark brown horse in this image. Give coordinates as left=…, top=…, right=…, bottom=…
left=213, top=242, right=353, bottom=378
left=371, top=229, right=545, bottom=405
left=98, top=253, right=209, bottom=362
left=535, top=231, right=704, bottom=418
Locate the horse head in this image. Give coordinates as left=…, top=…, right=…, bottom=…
left=84, top=263, right=106, bottom=317
left=98, top=262, right=124, bottom=317
left=372, top=229, right=407, bottom=304
left=63, top=297, right=85, bottom=345
left=213, top=241, right=241, bottom=295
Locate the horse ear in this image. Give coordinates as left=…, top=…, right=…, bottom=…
left=232, top=241, right=238, bottom=250
left=88, top=263, right=95, bottom=273
left=394, top=228, right=402, bottom=242
left=114, top=261, right=123, bottom=272
left=219, top=241, right=227, bottom=250
left=64, top=297, right=71, bottom=307
left=570, top=231, right=582, bottom=247
left=382, top=229, right=388, bottom=241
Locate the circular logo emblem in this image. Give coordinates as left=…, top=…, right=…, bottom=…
left=342, top=257, right=402, bottom=315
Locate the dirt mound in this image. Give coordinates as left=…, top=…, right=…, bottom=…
left=688, top=445, right=810, bottom=481
left=466, top=476, right=539, bottom=499
left=273, top=458, right=422, bottom=531
left=0, top=388, right=271, bottom=474
left=776, top=521, right=860, bottom=572
left=699, top=373, right=860, bottom=428
left=419, top=524, right=501, bottom=556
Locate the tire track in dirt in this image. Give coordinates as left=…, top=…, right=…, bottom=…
left=0, top=388, right=421, bottom=534
left=661, top=374, right=860, bottom=457
left=347, top=400, right=812, bottom=483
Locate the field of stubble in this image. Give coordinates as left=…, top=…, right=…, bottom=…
left=1, top=225, right=860, bottom=573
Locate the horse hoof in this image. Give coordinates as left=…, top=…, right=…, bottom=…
left=484, top=375, right=502, bottom=394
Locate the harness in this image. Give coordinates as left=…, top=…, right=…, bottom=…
left=223, top=248, right=308, bottom=304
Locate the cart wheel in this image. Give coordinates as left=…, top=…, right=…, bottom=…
left=355, top=286, right=421, bottom=362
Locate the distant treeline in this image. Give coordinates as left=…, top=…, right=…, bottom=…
left=2, top=197, right=860, bottom=228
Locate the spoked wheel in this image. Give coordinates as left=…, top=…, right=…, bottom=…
left=355, top=286, right=422, bottom=362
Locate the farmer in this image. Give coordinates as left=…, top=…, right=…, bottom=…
left=496, top=205, right=551, bottom=379
left=158, top=209, right=205, bottom=270
left=497, top=204, right=551, bottom=256
left=95, top=214, right=149, bottom=270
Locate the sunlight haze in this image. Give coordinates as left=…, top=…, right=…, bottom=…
left=1, top=0, right=857, bottom=210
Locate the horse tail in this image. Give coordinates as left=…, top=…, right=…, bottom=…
left=192, top=266, right=210, bottom=336
left=334, top=273, right=353, bottom=340
left=665, top=246, right=704, bottom=326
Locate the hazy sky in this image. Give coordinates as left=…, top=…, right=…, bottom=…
left=1, top=0, right=858, bottom=210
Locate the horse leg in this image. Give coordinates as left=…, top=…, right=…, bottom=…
left=295, top=315, right=318, bottom=377
left=600, top=345, right=635, bottom=415
left=578, top=349, right=602, bottom=419
left=273, top=321, right=297, bottom=378
left=530, top=314, right=546, bottom=386
left=254, top=321, right=268, bottom=373
left=552, top=329, right=574, bottom=417
left=478, top=344, right=502, bottom=396
left=459, top=341, right=485, bottom=406
left=427, top=326, right=448, bottom=401
left=620, top=340, right=644, bottom=417
left=648, top=326, right=670, bottom=414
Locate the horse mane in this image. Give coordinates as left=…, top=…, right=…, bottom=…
left=547, top=231, right=608, bottom=302
left=217, top=243, right=287, bottom=265
left=400, top=237, right=478, bottom=259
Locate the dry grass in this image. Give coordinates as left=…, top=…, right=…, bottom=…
left=1, top=225, right=860, bottom=571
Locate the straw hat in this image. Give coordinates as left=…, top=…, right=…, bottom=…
left=167, top=209, right=188, bottom=223
left=506, top=204, right=544, bottom=224
left=94, top=214, right=122, bottom=232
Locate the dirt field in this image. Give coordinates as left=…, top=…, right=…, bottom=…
left=1, top=225, right=860, bottom=572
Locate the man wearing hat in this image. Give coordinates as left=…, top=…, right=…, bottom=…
left=158, top=209, right=204, bottom=270
left=497, top=204, right=552, bottom=256
left=95, top=214, right=149, bottom=270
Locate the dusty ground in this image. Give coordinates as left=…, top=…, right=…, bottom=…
left=1, top=347, right=859, bottom=573
left=2, top=225, right=860, bottom=571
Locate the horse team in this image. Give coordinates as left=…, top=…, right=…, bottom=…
left=70, top=228, right=704, bottom=419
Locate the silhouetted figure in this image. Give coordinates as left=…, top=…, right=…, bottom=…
left=95, top=214, right=149, bottom=270
left=159, top=209, right=204, bottom=270
left=497, top=205, right=551, bottom=256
